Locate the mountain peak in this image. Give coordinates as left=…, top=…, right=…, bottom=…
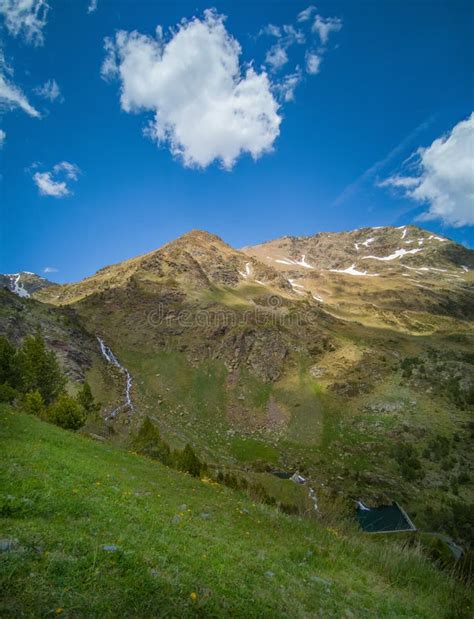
left=170, top=229, right=227, bottom=246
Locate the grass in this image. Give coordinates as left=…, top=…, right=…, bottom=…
left=0, top=406, right=471, bottom=618
left=230, top=437, right=279, bottom=464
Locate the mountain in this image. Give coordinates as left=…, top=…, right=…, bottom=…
left=243, top=225, right=474, bottom=329
left=0, top=271, right=55, bottom=298
left=1, top=225, right=473, bottom=549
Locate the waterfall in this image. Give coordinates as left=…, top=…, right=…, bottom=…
left=97, top=336, right=134, bottom=419
left=308, top=486, right=318, bottom=512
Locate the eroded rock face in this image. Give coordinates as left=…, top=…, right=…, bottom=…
left=247, top=332, right=288, bottom=382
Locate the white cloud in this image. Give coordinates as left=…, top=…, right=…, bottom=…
left=0, top=51, right=40, bottom=117
left=259, top=24, right=281, bottom=38
left=34, top=78, right=62, bottom=102
left=274, top=69, right=302, bottom=102
left=43, top=266, right=58, bottom=273
left=265, top=44, right=288, bottom=70
left=297, top=6, right=316, bottom=23
left=378, top=175, right=419, bottom=189
left=262, top=24, right=305, bottom=74
left=0, top=0, right=50, bottom=46
left=0, top=128, right=5, bottom=147
left=261, top=8, right=341, bottom=98
left=380, top=113, right=474, bottom=227
left=33, top=161, right=81, bottom=197
left=103, top=9, right=281, bottom=169
left=281, top=24, right=305, bottom=45
left=305, top=51, right=322, bottom=75
left=87, top=0, right=97, bottom=13
left=312, top=14, right=342, bottom=45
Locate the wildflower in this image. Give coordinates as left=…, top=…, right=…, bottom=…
left=190, top=592, right=198, bottom=601
left=55, top=609, right=64, bottom=615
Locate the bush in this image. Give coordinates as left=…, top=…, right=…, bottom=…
left=175, top=443, right=202, bottom=477
left=17, top=331, right=66, bottom=404
left=46, top=393, right=85, bottom=430
left=0, top=383, right=17, bottom=404
left=133, top=417, right=170, bottom=465
left=393, top=443, right=424, bottom=482
left=0, top=337, right=20, bottom=388
left=400, top=356, right=422, bottom=379
left=76, top=381, right=101, bottom=417
left=23, top=390, right=46, bottom=418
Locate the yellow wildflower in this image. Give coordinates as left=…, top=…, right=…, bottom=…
left=190, top=592, right=198, bottom=601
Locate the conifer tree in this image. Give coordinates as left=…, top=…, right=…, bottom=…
left=177, top=443, right=202, bottom=477
left=0, top=336, right=19, bottom=389
left=76, top=381, right=101, bottom=416
left=17, top=330, right=66, bottom=404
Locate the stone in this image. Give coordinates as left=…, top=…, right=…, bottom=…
left=0, top=539, right=18, bottom=552
left=102, top=545, right=119, bottom=552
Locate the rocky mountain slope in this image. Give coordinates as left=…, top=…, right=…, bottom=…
left=243, top=225, right=474, bottom=329
left=1, top=225, right=473, bottom=547
left=0, top=272, right=55, bottom=298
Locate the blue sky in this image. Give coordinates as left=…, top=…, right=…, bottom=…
left=0, top=0, right=473, bottom=283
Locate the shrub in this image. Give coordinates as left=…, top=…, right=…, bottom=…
left=400, top=356, right=422, bottom=379
left=0, top=382, right=17, bottom=403
left=133, top=417, right=170, bottom=465
left=17, top=331, right=66, bottom=404
left=176, top=443, right=202, bottom=477
left=76, top=381, right=101, bottom=417
left=0, top=337, right=20, bottom=388
left=46, top=393, right=85, bottom=430
left=23, top=390, right=46, bottom=418
left=393, top=443, right=424, bottom=482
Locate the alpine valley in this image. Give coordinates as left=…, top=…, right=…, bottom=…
left=1, top=225, right=473, bottom=615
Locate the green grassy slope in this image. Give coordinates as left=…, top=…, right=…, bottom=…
left=0, top=407, right=470, bottom=618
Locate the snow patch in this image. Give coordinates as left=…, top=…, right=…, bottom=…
left=297, top=255, right=314, bottom=269
left=361, top=237, right=375, bottom=247
left=288, top=278, right=306, bottom=294
left=238, top=262, right=253, bottom=279
left=276, top=258, right=297, bottom=266
left=276, top=255, right=314, bottom=269
left=362, top=248, right=422, bottom=261
left=329, top=264, right=379, bottom=277
left=7, top=274, right=30, bottom=298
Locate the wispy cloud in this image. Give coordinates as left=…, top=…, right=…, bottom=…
left=34, top=78, right=63, bottom=102
left=43, top=266, right=58, bottom=273
left=260, top=6, right=343, bottom=102
left=33, top=161, right=81, bottom=197
left=0, top=51, right=40, bottom=118
left=297, top=6, right=317, bottom=23
left=378, top=113, right=474, bottom=227
left=312, top=15, right=342, bottom=45
left=0, top=0, right=50, bottom=46
left=332, top=116, right=435, bottom=207
left=87, top=0, right=98, bottom=14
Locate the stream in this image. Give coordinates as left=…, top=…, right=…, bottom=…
left=97, top=336, right=134, bottom=420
